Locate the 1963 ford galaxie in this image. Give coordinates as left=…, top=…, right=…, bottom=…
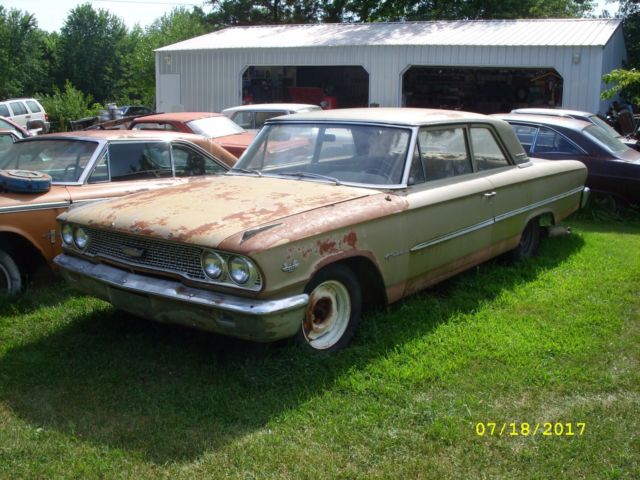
left=54, top=108, right=589, bottom=352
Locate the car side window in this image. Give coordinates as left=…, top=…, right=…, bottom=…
left=231, top=112, right=253, bottom=129
left=172, top=144, right=226, bottom=177
left=9, top=102, right=27, bottom=116
left=107, top=142, right=173, bottom=181
left=131, top=122, right=178, bottom=132
left=25, top=100, right=42, bottom=113
left=408, top=143, right=426, bottom=185
left=470, top=127, right=510, bottom=171
left=510, top=124, right=537, bottom=154
left=418, top=127, right=472, bottom=181
left=533, top=127, right=582, bottom=155
left=0, top=104, right=11, bottom=117
left=88, top=153, right=109, bottom=183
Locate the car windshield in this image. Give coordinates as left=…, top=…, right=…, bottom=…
left=583, top=125, right=629, bottom=155
left=232, top=123, right=411, bottom=186
left=588, top=114, right=623, bottom=139
left=186, top=116, right=246, bottom=138
left=0, top=139, right=98, bottom=182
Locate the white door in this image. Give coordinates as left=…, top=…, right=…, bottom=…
left=158, top=74, right=182, bottom=112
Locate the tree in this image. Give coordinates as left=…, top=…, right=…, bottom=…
left=0, top=7, right=54, bottom=99
left=56, top=4, right=129, bottom=104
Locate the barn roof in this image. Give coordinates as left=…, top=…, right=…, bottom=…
left=157, top=19, right=623, bottom=52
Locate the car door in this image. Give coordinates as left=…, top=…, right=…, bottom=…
left=401, top=126, right=496, bottom=296
left=8, top=101, right=30, bottom=128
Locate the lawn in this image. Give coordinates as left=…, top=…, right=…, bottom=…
left=0, top=209, right=638, bottom=479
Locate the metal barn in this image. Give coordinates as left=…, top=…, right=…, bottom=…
left=155, top=19, right=625, bottom=115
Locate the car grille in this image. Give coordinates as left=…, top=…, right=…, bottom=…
left=84, top=227, right=206, bottom=280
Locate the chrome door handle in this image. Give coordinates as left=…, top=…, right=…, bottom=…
left=483, top=191, right=497, bottom=198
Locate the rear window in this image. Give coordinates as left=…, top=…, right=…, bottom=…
left=583, top=125, right=629, bottom=155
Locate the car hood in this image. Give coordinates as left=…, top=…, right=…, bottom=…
left=61, top=175, right=385, bottom=249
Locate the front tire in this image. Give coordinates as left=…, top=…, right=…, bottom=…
left=297, top=264, right=362, bottom=352
left=0, top=248, right=22, bottom=296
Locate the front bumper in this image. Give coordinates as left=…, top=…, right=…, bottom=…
left=54, top=254, right=309, bottom=342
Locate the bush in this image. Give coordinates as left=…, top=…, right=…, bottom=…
left=37, top=81, right=102, bottom=132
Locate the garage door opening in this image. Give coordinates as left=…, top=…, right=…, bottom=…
left=242, top=66, right=369, bottom=108
left=403, top=67, right=563, bottom=114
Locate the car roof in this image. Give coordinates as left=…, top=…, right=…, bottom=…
left=510, top=107, right=593, bottom=118
left=132, top=112, right=223, bottom=122
left=269, top=107, right=493, bottom=126
left=32, top=130, right=217, bottom=142
left=223, top=103, right=322, bottom=113
left=492, top=113, right=593, bottom=131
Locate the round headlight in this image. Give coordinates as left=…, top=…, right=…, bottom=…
left=74, top=227, right=89, bottom=250
left=228, top=256, right=252, bottom=284
left=202, top=251, right=224, bottom=279
left=61, top=224, right=74, bottom=245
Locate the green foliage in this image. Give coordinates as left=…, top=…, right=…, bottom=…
left=0, top=7, right=56, bottom=99
left=37, top=81, right=101, bottom=132
left=56, top=4, right=130, bottom=104
left=601, top=68, right=640, bottom=104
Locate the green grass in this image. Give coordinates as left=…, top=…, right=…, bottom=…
left=1, top=209, right=639, bottom=479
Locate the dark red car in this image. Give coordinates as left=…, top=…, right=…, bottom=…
left=128, top=112, right=255, bottom=157
left=495, top=113, right=640, bottom=205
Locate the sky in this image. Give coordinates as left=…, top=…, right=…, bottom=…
left=1, top=0, right=212, bottom=32
left=1, top=0, right=621, bottom=33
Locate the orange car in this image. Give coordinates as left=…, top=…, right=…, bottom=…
left=128, top=112, right=256, bottom=157
left=0, top=129, right=236, bottom=295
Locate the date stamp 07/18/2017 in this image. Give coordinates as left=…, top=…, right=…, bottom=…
left=475, top=422, right=586, bottom=437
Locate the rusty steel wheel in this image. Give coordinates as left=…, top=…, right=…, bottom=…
left=299, top=264, right=362, bottom=352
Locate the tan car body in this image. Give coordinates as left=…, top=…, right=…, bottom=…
left=55, top=108, right=589, bottom=349
left=0, top=130, right=236, bottom=292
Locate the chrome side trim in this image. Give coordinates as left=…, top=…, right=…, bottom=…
left=54, top=254, right=308, bottom=316
left=411, top=218, right=495, bottom=252
left=410, top=186, right=584, bottom=252
left=0, top=201, right=70, bottom=214
left=494, top=186, right=584, bottom=223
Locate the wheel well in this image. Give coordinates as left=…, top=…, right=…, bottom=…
left=335, top=256, right=387, bottom=308
left=0, top=232, right=48, bottom=281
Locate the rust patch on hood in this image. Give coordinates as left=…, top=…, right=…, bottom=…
left=62, top=175, right=386, bottom=249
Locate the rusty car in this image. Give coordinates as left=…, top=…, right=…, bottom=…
left=0, top=130, right=236, bottom=295
left=128, top=112, right=256, bottom=157
left=55, top=108, right=589, bottom=352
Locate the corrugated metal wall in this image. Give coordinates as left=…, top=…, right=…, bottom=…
left=156, top=39, right=623, bottom=115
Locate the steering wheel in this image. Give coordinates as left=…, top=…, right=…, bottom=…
left=64, top=164, right=78, bottom=180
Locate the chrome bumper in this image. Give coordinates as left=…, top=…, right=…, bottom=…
left=54, top=254, right=309, bottom=342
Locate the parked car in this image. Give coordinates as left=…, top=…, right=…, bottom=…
left=55, top=108, right=588, bottom=352
left=495, top=113, right=640, bottom=205
left=129, top=112, right=255, bottom=157
left=223, top=103, right=322, bottom=131
left=98, top=104, right=155, bottom=123
left=0, top=98, right=50, bottom=134
left=0, top=130, right=237, bottom=295
left=0, top=116, right=31, bottom=139
left=509, top=107, right=640, bottom=151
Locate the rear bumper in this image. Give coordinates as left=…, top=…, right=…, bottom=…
left=54, top=254, right=309, bottom=342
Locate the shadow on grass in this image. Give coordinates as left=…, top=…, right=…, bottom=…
left=0, top=233, right=585, bottom=464
left=0, top=278, right=77, bottom=316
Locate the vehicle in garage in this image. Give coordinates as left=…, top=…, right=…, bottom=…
left=55, top=108, right=588, bottom=351
left=0, top=130, right=236, bottom=295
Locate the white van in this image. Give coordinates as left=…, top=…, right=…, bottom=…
left=0, top=98, right=50, bottom=134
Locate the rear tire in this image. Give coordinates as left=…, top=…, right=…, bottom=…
left=509, top=218, right=541, bottom=261
left=0, top=248, right=22, bottom=296
left=296, top=264, right=362, bottom=352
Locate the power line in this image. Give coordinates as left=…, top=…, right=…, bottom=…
left=92, top=0, right=202, bottom=6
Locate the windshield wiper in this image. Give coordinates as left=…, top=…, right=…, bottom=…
left=277, top=171, right=342, bottom=185
left=230, top=167, right=262, bottom=176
